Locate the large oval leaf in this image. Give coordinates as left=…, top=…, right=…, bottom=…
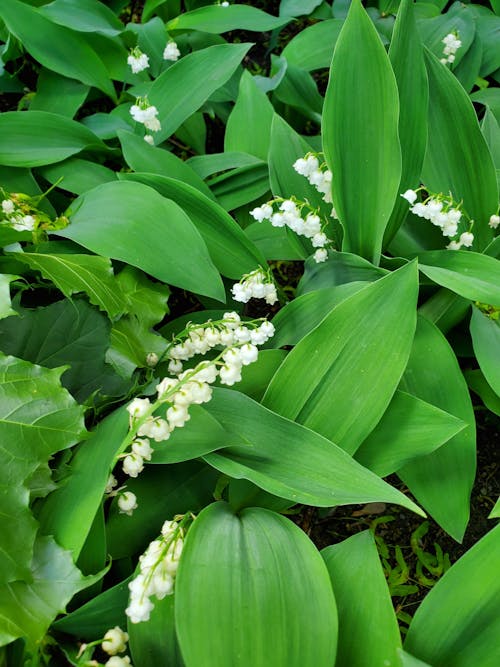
left=470, top=305, right=500, bottom=396
left=263, top=261, right=418, bottom=455
left=175, top=502, right=338, bottom=667
left=323, top=0, right=401, bottom=263
left=58, top=181, right=225, bottom=300
left=167, top=4, right=289, bottom=32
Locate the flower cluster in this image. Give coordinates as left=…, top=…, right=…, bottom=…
left=231, top=267, right=278, bottom=305
left=293, top=153, right=334, bottom=206
left=402, top=188, right=474, bottom=250
left=102, top=626, right=129, bottom=657
left=489, top=214, right=499, bottom=230
left=130, top=97, right=161, bottom=133
left=250, top=198, right=332, bottom=263
left=127, top=47, right=149, bottom=74
left=126, top=519, right=185, bottom=623
left=1, top=196, right=36, bottom=232
left=163, top=41, right=181, bottom=61
left=440, top=32, right=462, bottom=65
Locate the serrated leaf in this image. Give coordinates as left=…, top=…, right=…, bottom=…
left=13, top=252, right=128, bottom=319
left=0, top=354, right=86, bottom=583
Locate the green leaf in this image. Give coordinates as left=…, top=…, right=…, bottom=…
left=0, top=300, right=128, bottom=402
left=470, top=306, right=500, bottom=396
left=225, top=70, right=274, bottom=161
left=398, top=316, right=476, bottom=542
left=38, top=0, right=123, bottom=36
left=209, top=162, right=270, bottom=212
left=323, top=0, right=401, bottom=263
left=0, top=111, right=107, bottom=168
left=418, top=250, right=500, bottom=307
left=59, top=181, right=225, bottom=301
left=0, top=354, right=86, bottom=584
left=119, top=172, right=266, bottom=278
left=421, top=48, right=498, bottom=250
left=39, top=157, right=117, bottom=195
left=31, top=69, right=89, bottom=118
left=465, top=369, right=500, bottom=416
left=167, top=5, right=289, bottom=32
left=38, top=408, right=127, bottom=559
left=0, top=536, right=100, bottom=649
left=176, top=502, right=338, bottom=667
left=204, top=388, right=424, bottom=515
left=116, top=265, right=169, bottom=329
left=281, top=19, right=343, bottom=71
left=397, top=649, right=433, bottom=667
left=0, top=0, right=115, bottom=98
left=263, top=262, right=418, bottom=455
left=224, top=349, right=288, bottom=402
left=129, top=594, right=184, bottom=667
left=322, top=531, right=401, bottom=667
left=297, top=252, right=387, bottom=294
left=118, top=131, right=215, bottom=200
left=489, top=497, right=500, bottom=519
left=107, top=316, right=167, bottom=377
left=13, top=252, right=128, bottom=319
left=385, top=0, right=428, bottom=245
left=405, top=524, right=500, bottom=666
left=0, top=275, right=17, bottom=320
left=149, top=43, right=251, bottom=142
left=355, top=390, right=467, bottom=476
left=279, top=0, right=323, bottom=16
left=187, top=151, right=262, bottom=180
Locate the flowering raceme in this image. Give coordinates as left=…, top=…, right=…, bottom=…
left=440, top=32, right=462, bottom=65
left=127, top=47, right=149, bottom=74
left=231, top=267, right=278, bottom=305
left=130, top=97, right=161, bottom=132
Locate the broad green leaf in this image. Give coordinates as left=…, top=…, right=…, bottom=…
left=118, top=131, right=215, bottom=200
left=398, top=316, right=476, bottom=542
left=167, top=5, right=289, bottom=32
left=0, top=111, right=107, bottom=168
left=38, top=409, right=128, bottom=559
left=281, top=19, right=343, bottom=71
left=418, top=288, right=470, bottom=334
left=176, top=502, right=338, bottom=667
left=263, top=262, right=418, bottom=455
left=355, top=390, right=467, bottom=476
left=322, top=531, right=401, bottom=667
left=126, top=17, right=167, bottom=79
left=106, top=462, right=218, bottom=559
left=296, top=252, right=387, bottom=295
left=0, top=0, right=115, bottom=98
left=225, top=70, right=274, bottom=161
left=0, top=300, right=129, bottom=402
left=119, top=172, right=266, bottom=277
left=489, top=497, right=500, bottom=518
left=38, top=0, right=123, bottom=36
left=116, top=265, right=169, bottom=329
left=187, top=151, right=262, bottom=180
left=0, top=275, right=17, bottom=320
left=205, top=388, right=424, bottom=515
left=107, top=316, right=167, bottom=377
left=397, top=650, right=433, bottom=667
left=39, top=157, right=117, bottom=195
left=209, top=162, right=270, bottom=211
left=225, top=349, right=288, bottom=402
left=280, top=0, right=324, bottom=18
left=476, top=13, right=500, bottom=77
left=418, top=250, right=500, bottom=306
left=13, top=252, right=127, bottom=319
left=59, top=181, right=225, bottom=301
left=385, top=0, right=428, bottom=245
left=0, top=536, right=100, bottom=649
left=470, top=306, right=500, bottom=396
left=421, top=48, right=498, bottom=250
left=0, top=354, right=85, bottom=583
left=129, top=594, right=184, bottom=667
left=31, top=69, right=89, bottom=118
left=149, top=43, right=251, bottom=142
left=274, top=64, right=323, bottom=124
left=245, top=220, right=307, bottom=260
left=465, top=369, right=500, bottom=416
left=405, top=524, right=500, bottom=666
left=323, top=0, right=401, bottom=263
left=418, top=3, right=476, bottom=69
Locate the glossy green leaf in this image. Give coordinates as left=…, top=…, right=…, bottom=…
left=385, top=0, right=428, bottom=245
left=322, top=531, right=401, bottom=667
left=0, top=536, right=100, bottom=649
left=225, top=70, right=274, bottom=161
left=205, top=388, right=424, bottom=515
left=323, top=0, right=401, bottom=263
left=115, top=265, right=169, bottom=328
left=296, top=252, right=387, bottom=294
left=397, top=650, right=433, bottom=667
left=221, top=349, right=288, bottom=402
left=167, top=5, right=289, bottom=32
left=38, top=0, right=123, bottom=35
left=13, top=252, right=127, bottom=319
left=0, top=111, right=107, bottom=168
left=470, top=306, right=500, bottom=396
left=281, top=20, right=343, bottom=70
left=59, top=181, right=225, bottom=301
left=0, top=275, right=17, bottom=320
left=421, top=48, right=498, bottom=250
left=107, top=316, right=167, bottom=377
left=476, top=13, right=500, bottom=77
left=176, top=502, right=338, bottom=667
left=149, top=43, right=251, bottom=142
left=489, top=497, right=500, bottom=518
left=106, top=462, right=218, bottom=559
left=209, top=162, right=270, bottom=212
left=39, top=157, right=117, bottom=195
left=187, top=151, right=262, bottom=180
left=119, top=172, right=266, bottom=277
left=405, top=523, right=500, bottom=666
left=355, top=390, right=467, bottom=476
left=263, top=262, right=418, bottom=455
left=118, top=131, right=215, bottom=200
left=0, top=0, right=115, bottom=98
left=418, top=250, right=500, bottom=307
left=465, top=369, right=500, bottom=416
left=279, top=0, right=323, bottom=16
left=418, top=3, right=475, bottom=69
left=418, top=288, right=470, bottom=334
left=398, top=316, right=476, bottom=541
left=31, top=69, right=89, bottom=118
left=129, top=594, right=184, bottom=667
left=0, top=354, right=86, bottom=584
